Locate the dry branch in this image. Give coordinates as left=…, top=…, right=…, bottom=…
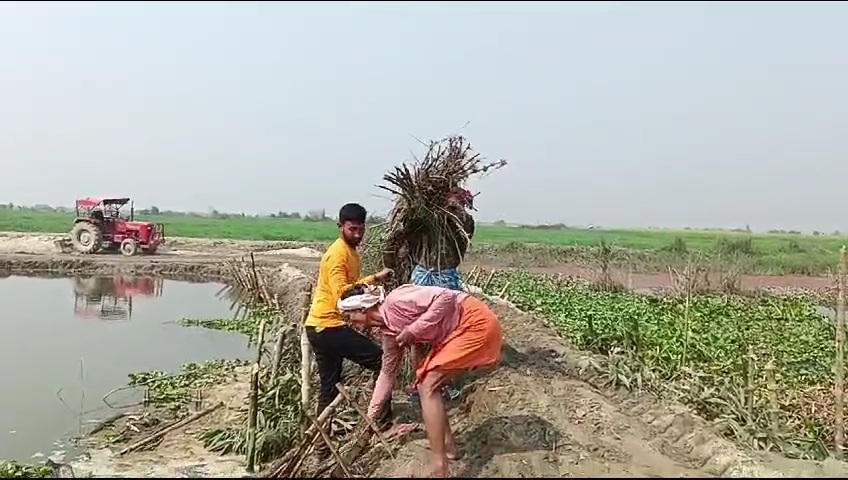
left=260, top=393, right=346, bottom=478
left=370, top=134, right=507, bottom=287
left=117, top=402, right=224, bottom=456
left=304, top=410, right=352, bottom=477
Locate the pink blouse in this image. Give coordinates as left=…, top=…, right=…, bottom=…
left=367, top=285, right=468, bottom=418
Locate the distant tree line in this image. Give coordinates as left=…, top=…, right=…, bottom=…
left=0, top=202, right=387, bottom=224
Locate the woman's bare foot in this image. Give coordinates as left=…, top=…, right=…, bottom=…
left=426, top=441, right=460, bottom=460
left=445, top=442, right=460, bottom=460
left=428, top=456, right=449, bottom=478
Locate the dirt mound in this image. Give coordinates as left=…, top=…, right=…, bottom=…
left=258, top=247, right=323, bottom=259
left=370, top=299, right=846, bottom=478
left=0, top=232, right=64, bottom=254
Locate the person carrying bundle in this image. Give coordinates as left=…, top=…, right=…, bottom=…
left=383, top=187, right=476, bottom=291
left=338, top=284, right=503, bottom=478
left=304, top=202, right=394, bottom=457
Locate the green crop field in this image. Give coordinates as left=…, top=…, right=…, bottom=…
left=0, top=209, right=846, bottom=274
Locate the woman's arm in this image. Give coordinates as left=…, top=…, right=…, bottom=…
left=367, top=335, right=404, bottom=419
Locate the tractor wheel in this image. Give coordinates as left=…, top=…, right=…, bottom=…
left=70, top=222, right=103, bottom=254
left=143, top=245, right=158, bottom=255
left=120, top=238, right=139, bottom=257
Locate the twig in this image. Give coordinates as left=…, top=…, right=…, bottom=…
left=834, top=245, right=846, bottom=459
left=335, top=383, right=394, bottom=458
left=87, top=411, right=130, bottom=436
left=117, top=402, right=224, bottom=456
left=260, top=393, right=345, bottom=478
left=481, top=270, right=496, bottom=291
left=298, top=286, right=314, bottom=435
left=246, top=319, right=268, bottom=471
left=765, top=359, right=779, bottom=435
left=497, top=281, right=511, bottom=298
left=745, top=344, right=755, bottom=425
left=303, top=410, right=352, bottom=477
left=101, top=385, right=145, bottom=409
left=246, top=363, right=261, bottom=473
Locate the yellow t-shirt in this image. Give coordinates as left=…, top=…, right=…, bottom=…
left=305, top=238, right=376, bottom=331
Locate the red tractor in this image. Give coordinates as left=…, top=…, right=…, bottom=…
left=69, top=197, right=166, bottom=256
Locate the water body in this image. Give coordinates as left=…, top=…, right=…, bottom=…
left=0, top=274, right=252, bottom=462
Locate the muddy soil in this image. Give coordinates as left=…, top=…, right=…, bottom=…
left=371, top=299, right=848, bottom=478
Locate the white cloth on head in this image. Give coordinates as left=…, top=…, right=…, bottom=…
left=337, top=286, right=385, bottom=312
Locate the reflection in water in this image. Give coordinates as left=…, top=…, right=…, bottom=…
left=72, top=275, right=165, bottom=321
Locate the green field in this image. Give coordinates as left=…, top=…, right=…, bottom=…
left=1, top=209, right=845, bottom=274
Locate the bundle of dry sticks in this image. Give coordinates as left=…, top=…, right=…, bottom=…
left=361, top=134, right=507, bottom=285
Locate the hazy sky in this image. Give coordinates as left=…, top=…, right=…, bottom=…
left=1, top=1, right=846, bottom=231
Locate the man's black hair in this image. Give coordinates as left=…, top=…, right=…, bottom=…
left=338, top=203, right=367, bottom=224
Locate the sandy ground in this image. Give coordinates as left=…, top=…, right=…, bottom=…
left=1, top=232, right=845, bottom=478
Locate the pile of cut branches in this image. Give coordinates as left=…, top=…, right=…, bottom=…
left=364, top=135, right=506, bottom=285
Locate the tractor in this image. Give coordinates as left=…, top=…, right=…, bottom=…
left=69, top=197, right=166, bottom=256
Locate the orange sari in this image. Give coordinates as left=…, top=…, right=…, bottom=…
left=415, top=295, right=503, bottom=384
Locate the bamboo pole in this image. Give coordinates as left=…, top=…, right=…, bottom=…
left=246, top=319, right=268, bottom=472
left=260, top=392, right=345, bottom=478
left=765, top=359, right=779, bottom=436
left=335, top=382, right=394, bottom=457
left=481, top=270, right=496, bottom=291
left=834, top=245, right=847, bottom=458
left=246, top=362, right=261, bottom=472
left=299, top=287, right=314, bottom=435
left=745, top=344, right=755, bottom=425
left=303, top=410, right=352, bottom=477
left=497, top=281, right=511, bottom=298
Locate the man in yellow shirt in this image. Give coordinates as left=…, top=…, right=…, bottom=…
left=305, top=203, right=393, bottom=454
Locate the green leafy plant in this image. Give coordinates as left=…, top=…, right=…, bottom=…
left=128, top=359, right=248, bottom=412
left=484, top=270, right=841, bottom=459
left=0, top=461, right=51, bottom=478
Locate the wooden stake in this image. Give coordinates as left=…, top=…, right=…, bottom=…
left=246, top=319, right=267, bottom=472
left=246, top=362, right=261, bottom=472
left=745, top=344, right=755, bottom=425
left=334, top=382, right=394, bottom=457
left=303, top=410, right=352, bottom=477
left=765, top=359, right=779, bottom=435
left=260, top=392, right=345, bottom=478
left=481, top=270, right=496, bottom=291
left=299, top=286, right=314, bottom=434
left=835, top=245, right=847, bottom=459
left=497, top=281, right=511, bottom=298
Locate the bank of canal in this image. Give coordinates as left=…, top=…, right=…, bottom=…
left=0, top=274, right=252, bottom=463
